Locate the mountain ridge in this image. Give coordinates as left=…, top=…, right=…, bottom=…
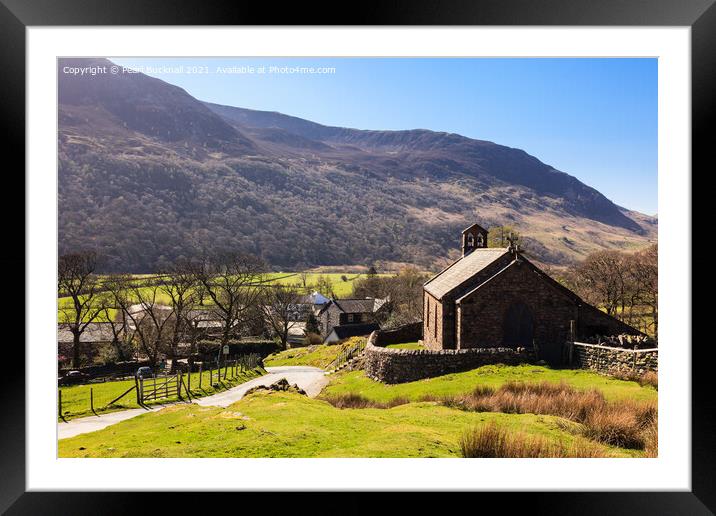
left=57, top=58, right=656, bottom=272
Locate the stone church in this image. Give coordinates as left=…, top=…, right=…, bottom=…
left=423, top=223, right=638, bottom=364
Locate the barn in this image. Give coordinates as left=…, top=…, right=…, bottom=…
left=422, top=223, right=639, bottom=365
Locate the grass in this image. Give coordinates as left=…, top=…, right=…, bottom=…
left=385, top=342, right=424, bottom=350
left=58, top=390, right=639, bottom=458
left=263, top=338, right=365, bottom=368
left=446, top=381, right=657, bottom=451
left=323, top=364, right=658, bottom=404
left=459, top=422, right=608, bottom=458
left=58, top=366, right=265, bottom=421
left=57, top=271, right=390, bottom=321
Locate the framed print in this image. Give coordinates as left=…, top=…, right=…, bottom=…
left=1, top=0, right=710, bottom=513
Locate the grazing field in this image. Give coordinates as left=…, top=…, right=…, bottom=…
left=57, top=271, right=388, bottom=322
left=263, top=339, right=363, bottom=368
left=322, top=364, right=657, bottom=403
left=59, top=367, right=265, bottom=421
left=58, top=390, right=640, bottom=458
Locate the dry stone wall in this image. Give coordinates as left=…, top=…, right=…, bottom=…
left=364, top=330, right=535, bottom=384
left=572, top=342, right=658, bottom=375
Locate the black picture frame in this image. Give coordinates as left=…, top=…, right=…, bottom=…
left=1, top=0, right=707, bottom=513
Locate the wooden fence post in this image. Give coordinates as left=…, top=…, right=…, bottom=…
left=90, top=387, right=97, bottom=416
left=58, top=390, right=64, bottom=421
left=177, top=372, right=182, bottom=401
left=135, top=375, right=141, bottom=405
left=199, top=363, right=203, bottom=389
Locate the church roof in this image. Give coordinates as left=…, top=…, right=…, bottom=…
left=423, top=248, right=509, bottom=299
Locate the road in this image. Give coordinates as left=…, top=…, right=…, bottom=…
left=57, top=366, right=329, bottom=440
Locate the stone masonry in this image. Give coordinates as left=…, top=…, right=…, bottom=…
left=572, top=342, right=658, bottom=375
left=364, top=330, right=535, bottom=384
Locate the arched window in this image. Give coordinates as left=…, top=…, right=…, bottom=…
left=467, top=234, right=475, bottom=247
left=476, top=234, right=484, bottom=247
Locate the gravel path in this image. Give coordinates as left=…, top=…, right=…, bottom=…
left=58, top=366, right=328, bottom=440
left=193, top=366, right=328, bottom=407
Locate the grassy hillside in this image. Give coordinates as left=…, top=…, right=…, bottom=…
left=58, top=390, right=640, bottom=458
left=322, top=364, right=657, bottom=403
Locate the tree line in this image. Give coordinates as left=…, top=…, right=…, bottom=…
left=562, top=244, right=658, bottom=338
left=58, top=250, right=312, bottom=370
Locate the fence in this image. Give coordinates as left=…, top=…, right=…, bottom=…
left=325, top=339, right=367, bottom=371
left=58, top=353, right=263, bottom=420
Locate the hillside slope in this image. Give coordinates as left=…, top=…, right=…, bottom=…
left=58, top=58, right=656, bottom=272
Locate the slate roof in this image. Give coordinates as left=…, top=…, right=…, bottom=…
left=57, top=323, right=115, bottom=343
left=331, top=298, right=388, bottom=314
left=423, top=248, right=509, bottom=300
left=329, top=323, right=380, bottom=340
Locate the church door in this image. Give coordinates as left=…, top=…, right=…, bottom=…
left=503, top=302, right=534, bottom=348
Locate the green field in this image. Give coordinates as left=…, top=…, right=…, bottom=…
left=59, top=367, right=265, bottom=421
left=58, top=390, right=640, bottom=458
left=322, top=364, right=657, bottom=403
left=263, top=339, right=363, bottom=368
left=58, top=272, right=388, bottom=322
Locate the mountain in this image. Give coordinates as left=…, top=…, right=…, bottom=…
left=58, top=58, right=657, bottom=273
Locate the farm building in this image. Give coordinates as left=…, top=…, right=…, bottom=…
left=317, top=297, right=390, bottom=340
left=423, top=223, right=639, bottom=365
left=325, top=323, right=380, bottom=344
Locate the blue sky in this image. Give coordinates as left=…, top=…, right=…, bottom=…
left=112, top=57, right=657, bottom=215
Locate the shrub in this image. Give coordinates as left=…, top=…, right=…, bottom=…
left=459, top=422, right=607, bottom=458
left=611, top=370, right=658, bottom=390
left=450, top=381, right=657, bottom=451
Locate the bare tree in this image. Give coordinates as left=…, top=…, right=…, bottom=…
left=97, top=292, right=135, bottom=363
left=299, top=271, right=309, bottom=290
left=193, top=252, right=267, bottom=359
left=568, top=250, right=627, bottom=316
left=260, top=283, right=304, bottom=350
left=629, top=244, right=658, bottom=337
left=104, top=275, right=174, bottom=368
left=58, top=251, right=104, bottom=368
left=157, top=260, right=200, bottom=372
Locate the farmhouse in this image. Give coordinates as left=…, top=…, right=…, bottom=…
left=423, top=223, right=638, bottom=365
left=317, top=297, right=389, bottom=339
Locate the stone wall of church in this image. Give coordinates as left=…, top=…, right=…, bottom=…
left=422, top=292, right=444, bottom=350
left=457, top=259, right=578, bottom=349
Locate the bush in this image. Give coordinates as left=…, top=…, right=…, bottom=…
left=459, top=422, right=607, bottom=458
left=611, top=370, right=658, bottom=390
left=449, top=381, right=657, bottom=450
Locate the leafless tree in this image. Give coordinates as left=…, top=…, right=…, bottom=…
left=629, top=244, right=658, bottom=337
left=568, top=250, right=627, bottom=316
left=58, top=251, right=104, bottom=368
left=159, top=260, right=199, bottom=372
left=260, top=283, right=304, bottom=350
left=96, top=292, right=135, bottom=362
left=299, top=271, right=309, bottom=290
left=104, top=275, right=174, bottom=368
left=193, top=252, right=267, bottom=357
left=352, top=266, right=428, bottom=328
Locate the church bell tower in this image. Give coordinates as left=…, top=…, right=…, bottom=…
left=461, top=223, right=489, bottom=256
